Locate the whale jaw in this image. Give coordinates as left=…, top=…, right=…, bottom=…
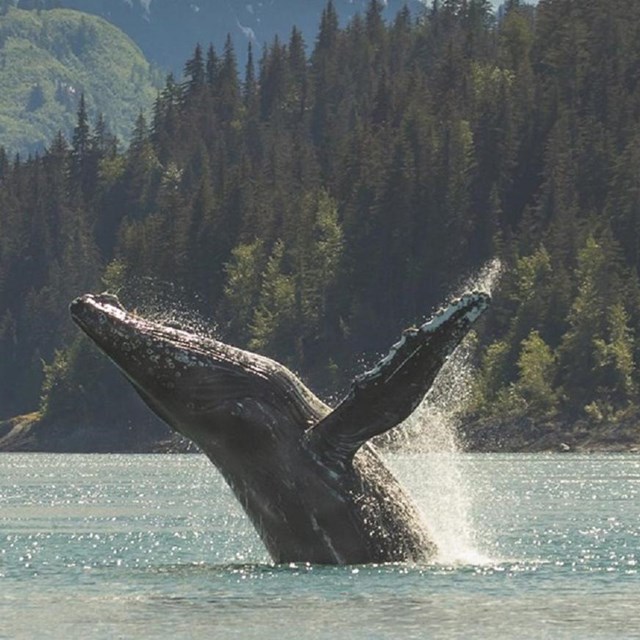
left=69, top=293, right=327, bottom=446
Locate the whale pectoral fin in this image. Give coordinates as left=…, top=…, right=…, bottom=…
left=306, top=292, right=490, bottom=464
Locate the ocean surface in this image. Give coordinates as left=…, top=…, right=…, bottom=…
left=1, top=452, right=638, bottom=639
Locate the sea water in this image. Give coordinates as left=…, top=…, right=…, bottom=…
left=1, top=453, right=639, bottom=639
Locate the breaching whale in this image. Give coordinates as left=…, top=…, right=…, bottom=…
left=70, top=291, right=490, bottom=564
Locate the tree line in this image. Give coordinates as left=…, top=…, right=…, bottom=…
left=1, top=0, right=640, bottom=442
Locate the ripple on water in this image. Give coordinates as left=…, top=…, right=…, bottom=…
left=1, top=453, right=639, bottom=639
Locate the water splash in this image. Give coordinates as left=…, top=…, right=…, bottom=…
left=115, top=276, right=219, bottom=340
left=456, top=256, right=503, bottom=299
left=393, top=259, right=503, bottom=565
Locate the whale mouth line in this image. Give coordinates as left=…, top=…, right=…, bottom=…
left=70, top=293, right=202, bottom=345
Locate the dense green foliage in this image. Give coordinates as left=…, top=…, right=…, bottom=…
left=0, top=7, right=160, bottom=155
left=1, top=0, right=640, bottom=446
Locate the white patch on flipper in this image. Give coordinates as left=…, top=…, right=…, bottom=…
left=418, top=293, right=488, bottom=334
left=355, top=293, right=489, bottom=384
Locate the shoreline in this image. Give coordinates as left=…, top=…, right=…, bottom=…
left=460, top=415, right=640, bottom=454
left=1, top=412, right=639, bottom=454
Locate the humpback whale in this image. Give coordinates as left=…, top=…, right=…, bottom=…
left=70, top=291, right=490, bottom=564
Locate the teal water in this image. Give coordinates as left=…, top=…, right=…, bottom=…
left=1, top=453, right=638, bottom=639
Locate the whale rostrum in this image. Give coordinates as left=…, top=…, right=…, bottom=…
left=70, top=291, right=490, bottom=564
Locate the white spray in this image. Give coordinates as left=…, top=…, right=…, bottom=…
left=392, top=258, right=503, bottom=565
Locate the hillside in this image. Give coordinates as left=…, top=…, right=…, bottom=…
left=0, top=7, right=160, bottom=155
left=0, top=0, right=639, bottom=453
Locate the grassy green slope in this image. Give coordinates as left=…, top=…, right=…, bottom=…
left=0, top=8, right=161, bottom=155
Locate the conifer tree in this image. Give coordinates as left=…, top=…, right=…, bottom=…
left=218, top=34, right=240, bottom=122
left=184, top=44, right=205, bottom=97
left=70, top=93, right=96, bottom=203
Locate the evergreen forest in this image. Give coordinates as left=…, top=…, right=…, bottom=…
left=1, top=0, right=640, bottom=451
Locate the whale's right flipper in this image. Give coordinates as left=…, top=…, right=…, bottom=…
left=305, top=292, right=490, bottom=465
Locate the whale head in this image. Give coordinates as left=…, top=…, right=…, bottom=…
left=69, top=293, right=327, bottom=456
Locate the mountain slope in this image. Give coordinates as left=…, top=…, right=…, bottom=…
left=0, top=7, right=160, bottom=155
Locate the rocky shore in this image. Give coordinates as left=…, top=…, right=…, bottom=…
left=461, top=416, right=640, bottom=454
left=2, top=412, right=639, bottom=454
left=0, top=411, right=172, bottom=453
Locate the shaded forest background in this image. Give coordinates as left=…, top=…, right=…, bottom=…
left=1, top=0, right=640, bottom=450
